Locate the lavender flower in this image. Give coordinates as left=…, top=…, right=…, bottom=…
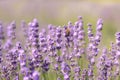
left=7, top=21, right=16, bottom=40
left=32, top=71, right=40, bottom=80
left=0, top=22, right=4, bottom=40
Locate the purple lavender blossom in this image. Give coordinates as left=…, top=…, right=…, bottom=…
left=0, top=22, right=4, bottom=40
left=32, top=71, right=40, bottom=80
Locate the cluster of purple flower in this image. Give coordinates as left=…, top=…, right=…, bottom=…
left=0, top=16, right=119, bottom=80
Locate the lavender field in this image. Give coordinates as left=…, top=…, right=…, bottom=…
left=0, top=0, right=120, bottom=80
left=0, top=16, right=120, bottom=80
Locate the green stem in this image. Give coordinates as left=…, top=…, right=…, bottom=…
left=43, top=72, right=49, bottom=80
